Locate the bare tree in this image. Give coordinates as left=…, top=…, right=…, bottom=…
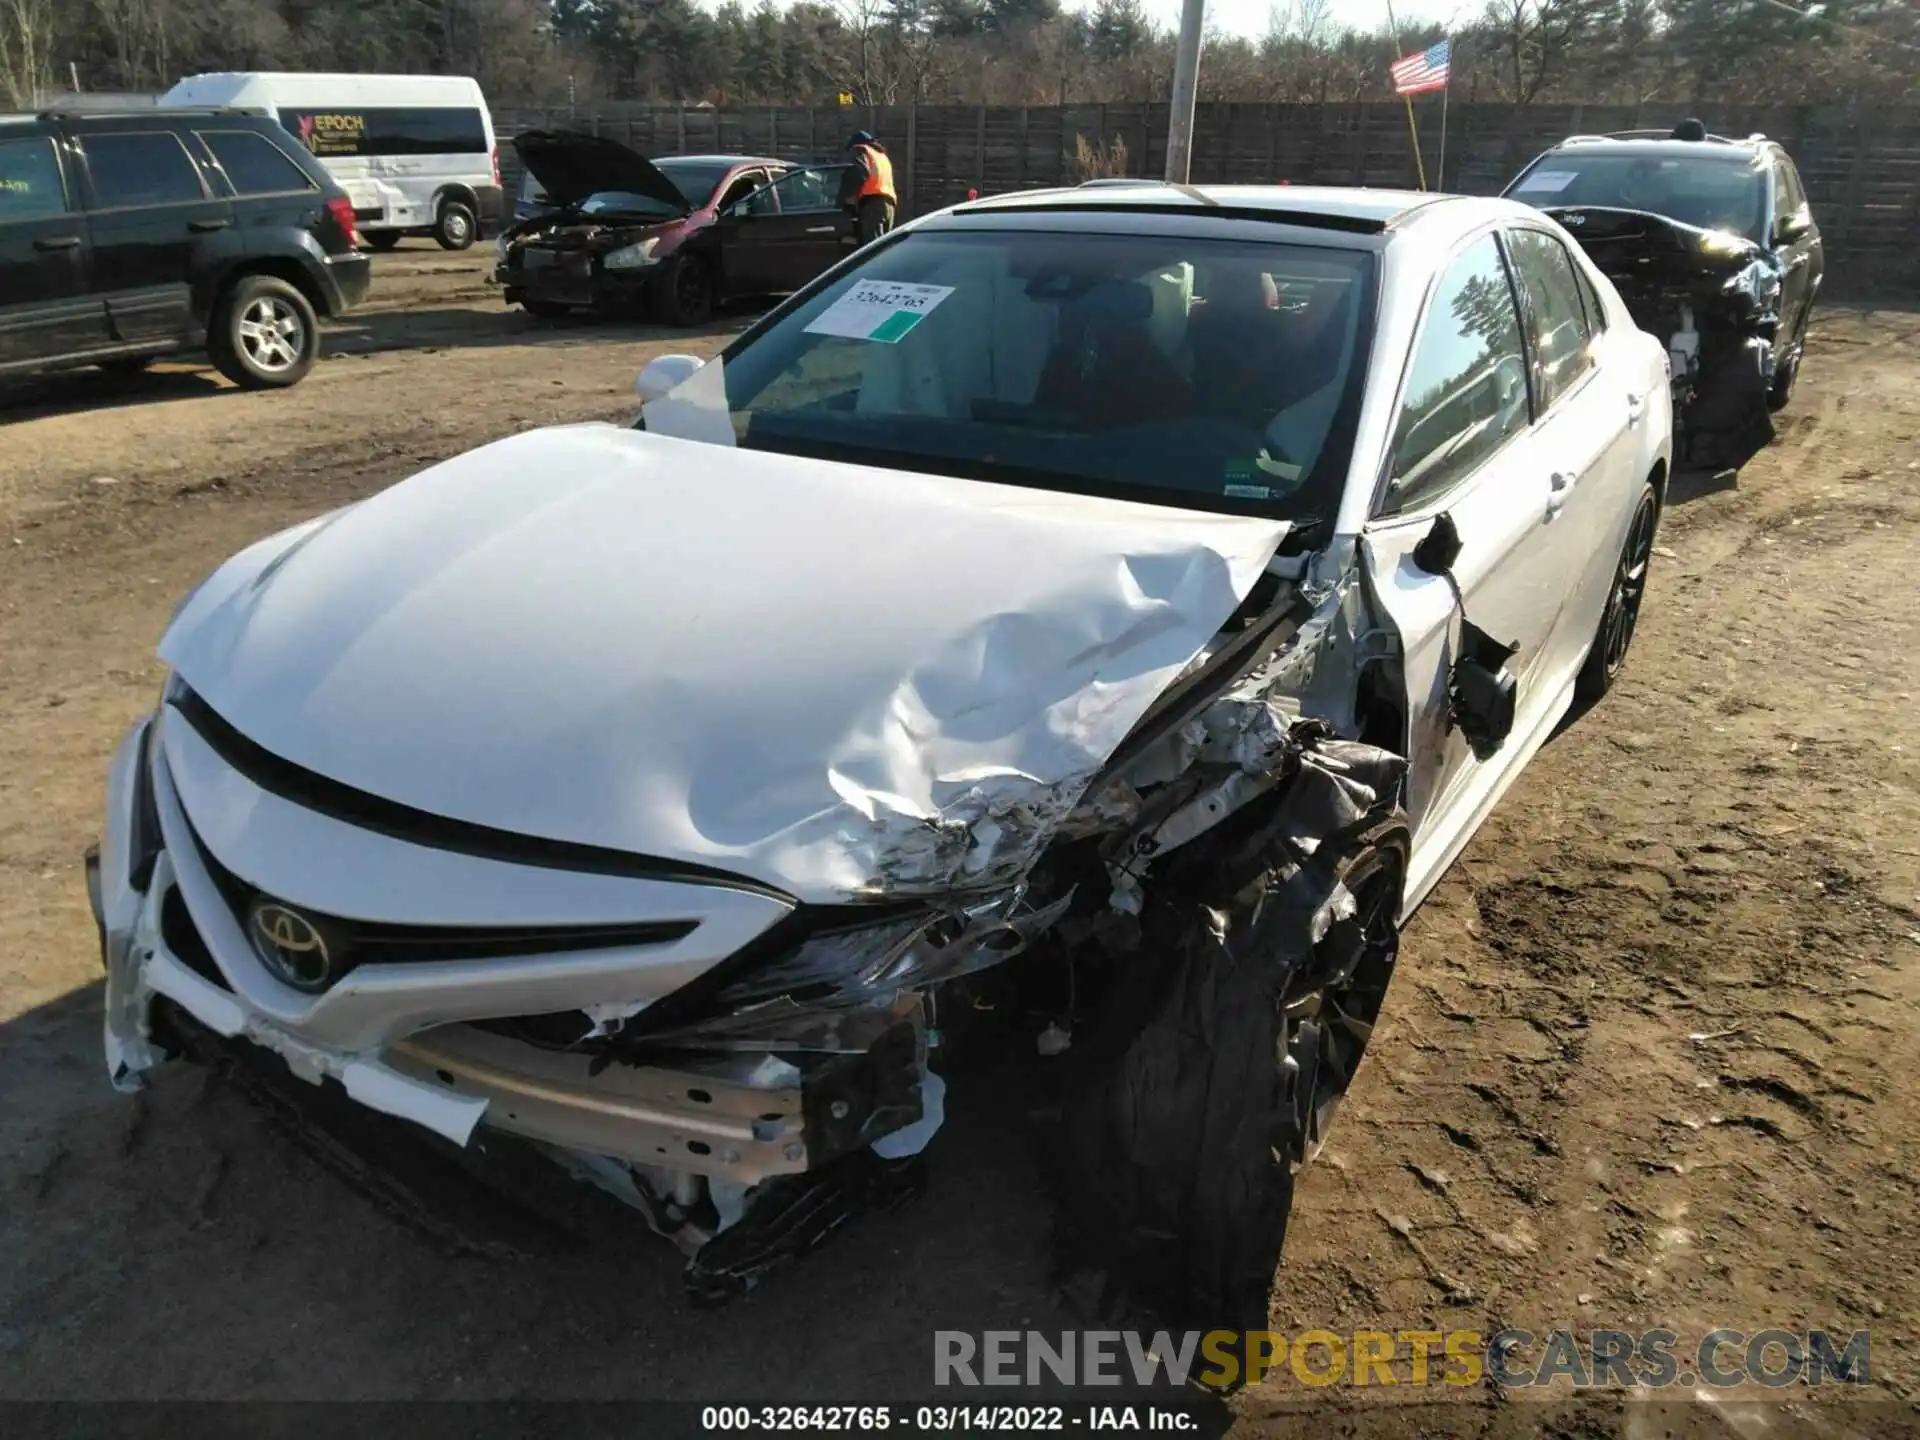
left=0, top=0, right=57, bottom=107
left=1480, top=0, right=1613, bottom=105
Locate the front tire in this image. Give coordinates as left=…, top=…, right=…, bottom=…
left=365, top=231, right=402, bottom=252
left=434, top=199, right=477, bottom=251
left=208, top=275, right=318, bottom=390
left=1576, top=479, right=1659, bottom=702
left=655, top=253, right=714, bottom=326
left=520, top=301, right=572, bottom=320
left=1052, top=807, right=1410, bottom=1351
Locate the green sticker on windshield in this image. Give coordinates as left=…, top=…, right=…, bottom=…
left=869, top=309, right=924, bottom=343
left=805, top=280, right=955, bottom=344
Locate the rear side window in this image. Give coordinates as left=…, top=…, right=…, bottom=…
left=1384, top=233, right=1531, bottom=514
left=1506, top=229, right=1596, bottom=410
left=199, top=129, right=316, bottom=196
left=1576, top=269, right=1608, bottom=334
left=1773, top=155, right=1807, bottom=220
left=277, top=107, right=488, bottom=158
left=0, top=136, right=68, bottom=220
left=80, top=132, right=207, bottom=207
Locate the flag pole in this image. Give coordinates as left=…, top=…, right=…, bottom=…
left=1383, top=0, right=1427, bottom=192
left=1402, top=95, right=1427, bottom=190
left=1438, top=58, right=1450, bottom=190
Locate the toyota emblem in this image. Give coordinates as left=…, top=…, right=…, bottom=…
left=247, top=899, right=340, bottom=992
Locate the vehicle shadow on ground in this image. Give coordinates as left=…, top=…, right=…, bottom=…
left=0, top=368, right=229, bottom=425
left=1666, top=465, right=1743, bottom=507
left=324, top=303, right=756, bottom=360
left=0, top=978, right=1121, bottom=1400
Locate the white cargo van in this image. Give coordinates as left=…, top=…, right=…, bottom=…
left=159, top=72, right=503, bottom=250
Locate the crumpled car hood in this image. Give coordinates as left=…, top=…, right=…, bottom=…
left=161, top=426, right=1288, bottom=903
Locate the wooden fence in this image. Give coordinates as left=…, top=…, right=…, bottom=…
left=494, top=101, right=1920, bottom=300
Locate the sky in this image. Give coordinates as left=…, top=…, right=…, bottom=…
left=1131, top=0, right=1460, bottom=39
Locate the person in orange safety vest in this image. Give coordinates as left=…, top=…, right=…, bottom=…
left=839, top=129, right=896, bottom=245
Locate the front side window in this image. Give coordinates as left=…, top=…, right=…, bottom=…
left=739, top=176, right=781, bottom=216
left=761, top=166, right=848, bottom=213
left=1506, top=229, right=1596, bottom=411
left=1384, top=233, right=1529, bottom=514
left=716, top=170, right=767, bottom=213
left=667, top=228, right=1377, bottom=525
left=199, top=130, right=315, bottom=196
left=0, top=136, right=68, bottom=220
left=1508, top=150, right=1768, bottom=242
left=80, top=132, right=207, bottom=208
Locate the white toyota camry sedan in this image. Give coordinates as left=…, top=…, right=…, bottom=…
left=89, top=183, right=1671, bottom=1334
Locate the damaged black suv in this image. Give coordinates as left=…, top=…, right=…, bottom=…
left=1506, top=120, right=1822, bottom=470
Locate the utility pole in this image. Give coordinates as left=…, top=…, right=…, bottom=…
left=1164, top=0, right=1206, bottom=183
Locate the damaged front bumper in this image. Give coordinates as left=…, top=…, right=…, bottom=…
left=496, top=253, right=659, bottom=311
left=90, top=709, right=949, bottom=1278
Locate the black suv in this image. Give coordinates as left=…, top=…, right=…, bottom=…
left=0, top=108, right=370, bottom=389
left=1505, top=121, right=1822, bottom=469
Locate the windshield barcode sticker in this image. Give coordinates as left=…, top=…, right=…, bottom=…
left=805, top=280, right=955, bottom=344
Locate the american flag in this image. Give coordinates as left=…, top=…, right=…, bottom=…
left=1391, top=39, right=1451, bottom=95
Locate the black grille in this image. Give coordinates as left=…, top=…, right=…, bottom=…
left=348, top=916, right=699, bottom=966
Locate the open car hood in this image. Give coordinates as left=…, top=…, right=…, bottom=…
left=157, top=426, right=1289, bottom=903
left=512, top=129, right=690, bottom=215
left=1541, top=205, right=1766, bottom=278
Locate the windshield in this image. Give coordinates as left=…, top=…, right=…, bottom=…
left=1510, top=151, right=1768, bottom=242
left=578, top=190, right=681, bottom=218
left=576, top=161, right=733, bottom=218
left=672, top=228, right=1376, bottom=524
left=655, top=159, right=735, bottom=204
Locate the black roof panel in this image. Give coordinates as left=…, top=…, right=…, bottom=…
left=951, top=183, right=1449, bottom=234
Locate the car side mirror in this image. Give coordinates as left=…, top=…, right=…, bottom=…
left=1775, top=210, right=1811, bottom=245
left=1410, top=512, right=1520, bottom=759
left=636, top=353, right=704, bottom=404
left=1412, top=511, right=1463, bottom=575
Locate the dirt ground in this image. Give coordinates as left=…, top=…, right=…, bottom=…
left=2, top=244, right=1917, bottom=1429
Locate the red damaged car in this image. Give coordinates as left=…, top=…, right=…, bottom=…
left=495, top=132, right=858, bottom=326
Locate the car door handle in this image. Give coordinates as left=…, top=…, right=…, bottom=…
left=34, top=234, right=82, bottom=250
left=1625, top=391, right=1645, bottom=426
left=189, top=218, right=230, bottom=232
left=805, top=225, right=836, bottom=234
left=1546, top=471, right=1574, bottom=517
